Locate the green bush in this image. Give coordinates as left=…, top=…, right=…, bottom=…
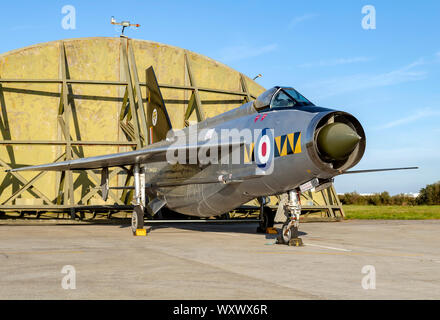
left=338, top=182, right=440, bottom=206
left=417, top=181, right=440, bottom=205
left=339, top=191, right=416, bottom=206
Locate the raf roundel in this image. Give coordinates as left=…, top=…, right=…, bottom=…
left=152, top=109, right=158, bottom=126
left=255, top=128, right=274, bottom=170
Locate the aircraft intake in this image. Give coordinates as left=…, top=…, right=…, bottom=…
left=316, top=122, right=361, bottom=161
left=307, top=111, right=366, bottom=174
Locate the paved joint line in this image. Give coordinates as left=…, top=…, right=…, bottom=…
left=305, top=243, right=352, bottom=252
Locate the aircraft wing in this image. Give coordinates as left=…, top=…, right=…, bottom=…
left=7, top=140, right=243, bottom=172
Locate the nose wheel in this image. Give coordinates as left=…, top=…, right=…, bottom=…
left=276, top=190, right=303, bottom=246
left=277, top=221, right=302, bottom=246
left=280, top=222, right=298, bottom=242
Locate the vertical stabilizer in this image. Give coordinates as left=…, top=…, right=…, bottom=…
left=145, top=66, right=172, bottom=144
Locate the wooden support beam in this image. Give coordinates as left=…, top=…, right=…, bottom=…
left=331, top=184, right=345, bottom=217
left=320, top=188, right=336, bottom=218
left=119, top=88, right=130, bottom=121
left=184, top=92, right=197, bottom=122
left=240, top=73, right=252, bottom=103
left=120, top=38, right=142, bottom=149
left=184, top=52, right=205, bottom=122
left=59, top=41, right=75, bottom=206
left=128, top=40, right=149, bottom=145
left=0, top=78, right=256, bottom=98
left=0, top=158, right=52, bottom=204
left=2, top=153, right=66, bottom=205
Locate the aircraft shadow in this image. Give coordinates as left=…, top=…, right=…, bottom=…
left=138, top=222, right=308, bottom=239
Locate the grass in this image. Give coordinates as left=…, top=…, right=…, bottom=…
left=343, top=205, right=440, bottom=220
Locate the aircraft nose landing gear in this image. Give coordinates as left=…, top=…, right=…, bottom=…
left=277, top=190, right=303, bottom=246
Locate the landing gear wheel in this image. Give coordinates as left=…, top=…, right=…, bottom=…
left=131, top=205, right=145, bottom=234
left=277, top=222, right=299, bottom=244
left=257, top=207, right=275, bottom=233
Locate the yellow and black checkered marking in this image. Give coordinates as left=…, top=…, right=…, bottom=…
left=274, top=132, right=301, bottom=157
left=244, top=132, right=301, bottom=163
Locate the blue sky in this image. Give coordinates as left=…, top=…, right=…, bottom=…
left=0, top=0, right=439, bottom=195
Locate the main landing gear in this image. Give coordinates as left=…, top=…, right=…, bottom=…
left=257, top=197, right=276, bottom=233
left=131, top=164, right=147, bottom=236
left=131, top=204, right=145, bottom=235
left=277, top=190, right=303, bottom=246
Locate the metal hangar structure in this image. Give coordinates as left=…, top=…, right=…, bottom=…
left=0, top=37, right=343, bottom=219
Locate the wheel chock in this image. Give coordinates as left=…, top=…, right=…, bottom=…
left=134, top=229, right=147, bottom=236
left=266, top=227, right=278, bottom=234
left=288, top=238, right=303, bottom=247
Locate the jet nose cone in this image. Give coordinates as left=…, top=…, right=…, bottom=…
left=317, top=122, right=361, bottom=161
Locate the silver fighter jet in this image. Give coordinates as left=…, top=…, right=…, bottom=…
left=9, top=69, right=417, bottom=243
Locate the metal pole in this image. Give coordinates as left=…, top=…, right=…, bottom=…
left=133, top=163, right=141, bottom=205
left=140, top=166, right=146, bottom=207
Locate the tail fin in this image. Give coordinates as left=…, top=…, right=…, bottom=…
left=145, top=66, right=172, bottom=144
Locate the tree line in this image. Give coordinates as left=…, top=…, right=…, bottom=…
left=338, top=181, right=440, bottom=206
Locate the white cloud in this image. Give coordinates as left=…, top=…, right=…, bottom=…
left=302, top=58, right=427, bottom=99
left=377, top=108, right=440, bottom=129
left=218, top=43, right=278, bottom=63
left=299, top=56, right=372, bottom=68
left=288, top=14, right=319, bottom=29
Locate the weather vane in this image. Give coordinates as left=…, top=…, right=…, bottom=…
left=111, top=16, right=140, bottom=37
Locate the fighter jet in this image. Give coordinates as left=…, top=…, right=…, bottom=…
left=9, top=67, right=417, bottom=244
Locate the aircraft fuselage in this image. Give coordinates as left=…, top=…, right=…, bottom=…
left=147, top=104, right=365, bottom=217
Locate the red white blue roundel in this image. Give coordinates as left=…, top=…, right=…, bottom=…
left=255, top=128, right=274, bottom=170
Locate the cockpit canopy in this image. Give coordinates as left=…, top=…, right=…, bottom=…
left=254, top=86, right=314, bottom=111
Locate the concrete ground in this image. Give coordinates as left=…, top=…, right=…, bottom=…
left=0, top=220, right=439, bottom=300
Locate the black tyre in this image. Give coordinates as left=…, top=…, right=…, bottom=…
left=277, top=222, right=298, bottom=244
left=258, top=207, right=275, bottom=232
left=131, top=205, right=145, bottom=234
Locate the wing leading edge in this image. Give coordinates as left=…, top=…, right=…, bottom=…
left=7, top=140, right=243, bottom=172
